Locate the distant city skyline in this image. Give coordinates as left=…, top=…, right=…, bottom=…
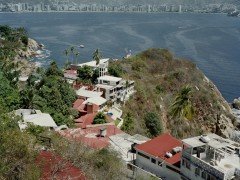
left=0, top=1, right=239, bottom=13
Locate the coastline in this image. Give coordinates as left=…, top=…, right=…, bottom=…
left=15, top=38, right=42, bottom=77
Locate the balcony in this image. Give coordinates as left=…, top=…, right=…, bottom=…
left=182, top=150, right=224, bottom=179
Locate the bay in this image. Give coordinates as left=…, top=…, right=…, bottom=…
left=0, top=12, right=239, bottom=102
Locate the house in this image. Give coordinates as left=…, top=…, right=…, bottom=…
left=181, top=133, right=240, bottom=180
left=75, top=86, right=103, bottom=99
left=15, top=109, right=57, bottom=130
left=64, top=69, right=78, bottom=80
left=134, top=133, right=182, bottom=180
left=73, top=98, right=111, bottom=128
left=58, top=125, right=122, bottom=149
left=109, top=133, right=150, bottom=162
left=96, top=75, right=134, bottom=103
left=70, top=58, right=109, bottom=77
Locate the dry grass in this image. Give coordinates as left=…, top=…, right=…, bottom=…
left=116, top=48, right=234, bottom=139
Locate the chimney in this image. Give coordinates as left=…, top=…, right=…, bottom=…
left=99, top=127, right=107, bottom=137
left=87, top=103, right=93, bottom=114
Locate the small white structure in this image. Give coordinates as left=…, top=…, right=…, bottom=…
left=109, top=133, right=150, bottom=162
left=134, top=133, right=182, bottom=180
left=83, top=97, right=107, bottom=110
left=15, top=109, right=57, bottom=130
left=181, top=133, right=240, bottom=180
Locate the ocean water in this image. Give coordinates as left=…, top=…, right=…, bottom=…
left=0, top=12, right=240, bottom=102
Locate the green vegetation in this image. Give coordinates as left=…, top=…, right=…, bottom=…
left=47, top=133, right=127, bottom=180
left=93, top=48, right=101, bottom=65
left=121, top=112, right=134, bottom=133
left=108, top=60, right=125, bottom=77
left=0, top=107, right=41, bottom=179
left=93, top=112, right=107, bottom=124
left=170, top=85, right=194, bottom=121
left=77, top=64, right=93, bottom=83
left=113, top=48, right=234, bottom=138
left=144, top=111, right=163, bottom=137
left=24, top=61, right=77, bottom=126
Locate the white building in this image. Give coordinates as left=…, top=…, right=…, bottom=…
left=15, top=109, right=57, bottom=130
left=134, top=133, right=182, bottom=180
left=70, top=58, right=109, bottom=77
left=181, top=134, right=240, bottom=180
left=96, top=75, right=134, bottom=103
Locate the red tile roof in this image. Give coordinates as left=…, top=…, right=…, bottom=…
left=73, top=99, right=85, bottom=110
left=58, top=125, right=123, bottom=149
left=74, top=112, right=114, bottom=129
left=36, top=151, right=87, bottom=180
left=73, top=99, right=100, bottom=114
left=64, top=69, right=78, bottom=75
left=135, top=133, right=182, bottom=167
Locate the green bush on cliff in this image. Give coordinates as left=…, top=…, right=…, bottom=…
left=117, top=48, right=234, bottom=139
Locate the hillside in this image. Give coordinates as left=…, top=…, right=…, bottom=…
left=109, top=48, right=237, bottom=139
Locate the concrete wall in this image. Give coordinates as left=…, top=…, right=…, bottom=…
left=135, top=150, right=181, bottom=180
left=181, top=157, right=219, bottom=180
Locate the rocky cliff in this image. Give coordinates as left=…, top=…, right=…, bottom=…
left=15, top=38, right=41, bottom=76
left=112, top=48, right=237, bottom=139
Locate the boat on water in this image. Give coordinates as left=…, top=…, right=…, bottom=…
left=79, top=44, right=84, bottom=48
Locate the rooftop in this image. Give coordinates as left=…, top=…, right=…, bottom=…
left=83, top=97, right=107, bottom=106
left=64, top=69, right=78, bottom=75
left=36, top=151, right=87, bottom=179
left=76, top=87, right=102, bottom=98
left=15, top=109, right=57, bottom=129
left=109, top=133, right=148, bottom=162
left=182, top=133, right=239, bottom=149
left=76, top=58, right=109, bottom=68
left=74, top=112, right=113, bottom=129
left=58, top=125, right=123, bottom=149
left=95, top=84, right=114, bottom=90
left=98, top=75, right=122, bottom=82
left=182, top=133, right=240, bottom=176
left=135, top=133, right=182, bottom=167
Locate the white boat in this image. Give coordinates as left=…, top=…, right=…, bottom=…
left=79, top=44, right=84, bottom=48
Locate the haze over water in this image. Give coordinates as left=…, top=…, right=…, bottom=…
left=0, top=12, right=240, bottom=102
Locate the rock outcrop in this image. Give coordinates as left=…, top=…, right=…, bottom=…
left=232, top=97, right=240, bottom=110
left=17, top=38, right=40, bottom=59
left=15, top=38, right=40, bottom=77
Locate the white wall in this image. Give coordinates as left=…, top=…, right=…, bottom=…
left=135, top=150, right=181, bottom=180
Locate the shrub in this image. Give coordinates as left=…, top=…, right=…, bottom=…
left=144, top=111, right=163, bottom=137
left=93, top=112, right=107, bottom=124
left=108, top=62, right=124, bottom=77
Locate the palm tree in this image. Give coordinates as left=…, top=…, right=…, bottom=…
left=93, top=48, right=101, bottom=65
left=75, top=51, right=80, bottom=64
left=170, top=85, right=194, bottom=121
left=64, top=49, right=69, bottom=63
left=70, top=46, right=75, bottom=64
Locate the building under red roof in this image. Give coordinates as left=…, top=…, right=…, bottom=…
left=135, top=133, right=182, bottom=167
left=36, top=151, right=87, bottom=180
left=58, top=125, right=123, bottom=149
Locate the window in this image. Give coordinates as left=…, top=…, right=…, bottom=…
left=103, top=80, right=109, bottom=84
left=151, top=158, right=156, bottom=164
left=166, top=165, right=180, bottom=174
left=138, top=152, right=150, bottom=160
left=186, top=161, right=191, bottom=170
left=182, top=159, right=185, bottom=166
left=195, top=167, right=200, bottom=176
left=202, top=171, right=207, bottom=179
left=158, top=161, right=163, bottom=166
